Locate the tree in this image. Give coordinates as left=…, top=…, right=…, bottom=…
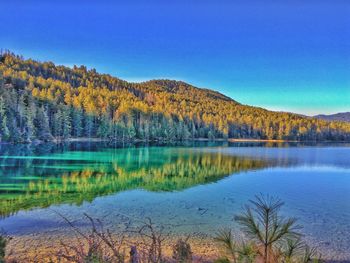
left=23, top=99, right=35, bottom=142
left=1, top=52, right=350, bottom=143
left=215, top=196, right=321, bottom=263
left=0, top=96, right=10, bottom=141
left=53, top=108, right=63, bottom=137
left=35, top=105, right=52, bottom=141
left=62, top=107, right=71, bottom=139
left=234, top=195, right=300, bottom=263
left=97, top=114, right=111, bottom=138
left=72, top=108, right=83, bottom=137
left=84, top=114, right=95, bottom=138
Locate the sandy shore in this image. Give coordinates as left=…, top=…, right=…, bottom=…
left=5, top=233, right=350, bottom=263
left=6, top=234, right=221, bottom=262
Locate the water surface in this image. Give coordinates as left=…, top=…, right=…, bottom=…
left=0, top=142, right=349, bottom=260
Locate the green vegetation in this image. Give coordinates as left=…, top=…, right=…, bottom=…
left=216, top=195, right=322, bottom=263
left=1, top=51, right=350, bottom=143
left=0, top=234, right=8, bottom=263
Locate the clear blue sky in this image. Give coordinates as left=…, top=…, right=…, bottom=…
left=1, top=0, right=349, bottom=115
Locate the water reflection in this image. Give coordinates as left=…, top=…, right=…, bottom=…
left=0, top=144, right=279, bottom=217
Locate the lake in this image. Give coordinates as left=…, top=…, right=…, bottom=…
left=0, top=142, right=349, bottom=261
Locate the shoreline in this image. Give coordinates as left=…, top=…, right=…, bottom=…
left=5, top=233, right=220, bottom=262
left=228, top=138, right=293, bottom=142
left=1, top=137, right=350, bottom=145
left=5, top=232, right=348, bottom=263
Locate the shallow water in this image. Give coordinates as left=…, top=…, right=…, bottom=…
left=0, top=142, right=349, bottom=260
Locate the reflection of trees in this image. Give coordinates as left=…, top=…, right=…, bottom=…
left=0, top=147, right=272, bottom=217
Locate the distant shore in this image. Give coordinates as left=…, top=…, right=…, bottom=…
left=228, top=138, right=296, bottom=142
left=1, top=137, right=350, bottom=145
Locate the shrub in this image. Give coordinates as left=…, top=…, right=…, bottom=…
left=0, top=233, right=10, bottom=263
left=172, top=239, right=192, bottom=263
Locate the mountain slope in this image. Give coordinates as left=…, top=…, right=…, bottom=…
left=1, top=51, right=350, bottom=142
left=314, top=112, right=350, bottom=122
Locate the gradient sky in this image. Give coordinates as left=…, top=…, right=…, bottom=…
left=1, top=0, right=349, bottom=115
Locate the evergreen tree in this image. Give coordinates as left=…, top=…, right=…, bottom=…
left=62, top=107, right=71, bottom=139
left=0, top=96, right=10, bottom=141
left=53, top=108, right=63, bottom=137
left=0, top=52, right=349, bottom=143
left=23, top=100, right=35, bottom=142
left=72, top=108, right=83, bottom=137
left=35, top=105, right=52, bottom=141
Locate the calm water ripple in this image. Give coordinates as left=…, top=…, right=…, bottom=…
left=0, top=142, right=349, bottom=260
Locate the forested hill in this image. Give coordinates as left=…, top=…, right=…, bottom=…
left=314, top=112, right=350, bottom=123
left=0, top=52, right=350, bottom=143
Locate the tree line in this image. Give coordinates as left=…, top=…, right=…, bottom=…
left=1, top=51, right=350, bottom=143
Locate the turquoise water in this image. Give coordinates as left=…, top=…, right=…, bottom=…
left=0, top=142, right=349, bottom=260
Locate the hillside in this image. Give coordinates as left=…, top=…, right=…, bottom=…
left=314, top=112, right=350, bottom=123
left=1, top=51, right=350, bottom=143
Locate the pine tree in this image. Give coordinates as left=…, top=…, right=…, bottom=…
left=24, top=100, right=35, bottom=142
left=84, top=114, right=95, bottom=138
left=36, top=105, right=52, bottom=141
left=0, top=96, right=10, bottom=141
left=53, top=108, right=63, bottom=137
left=62, top=107, right=72, bottom=139
left=0, top=52, right=350, bottom=142
left=72, top=108, right=83, bottom=137
left=97, top=114, right=110, bottom=138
